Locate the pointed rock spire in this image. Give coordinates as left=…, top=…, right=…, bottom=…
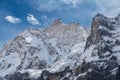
left=51, top=19, right=62, bottom=26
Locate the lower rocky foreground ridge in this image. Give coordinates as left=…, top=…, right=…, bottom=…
left=0, top=13, right=120, bottom=80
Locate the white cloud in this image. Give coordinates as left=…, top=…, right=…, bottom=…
left=27, top=14, right=40, bottom=25
left=5, top=15, right=21, bottom=24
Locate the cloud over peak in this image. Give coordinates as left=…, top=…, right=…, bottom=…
left=27, top=14, right=40, bottom=25
left=28, top=0, right=82, bottom=12
left=5, top=15, right=21, bottom=24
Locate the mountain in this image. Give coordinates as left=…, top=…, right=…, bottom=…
left=0, top=19, right=89, bottom=80
left=0, top=13, right=120, bottom=80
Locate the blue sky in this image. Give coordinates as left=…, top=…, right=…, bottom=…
left=0, top=0, right=120, bottom=48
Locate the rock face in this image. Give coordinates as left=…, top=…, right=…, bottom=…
left=85, top=14, right=114, bottom=49
left=77, top=13, right=120, bottom=80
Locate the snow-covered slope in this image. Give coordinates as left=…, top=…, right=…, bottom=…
left=0, top=19, right=88, bottom=79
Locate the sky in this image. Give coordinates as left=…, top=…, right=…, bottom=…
left=0, top=0, right=120, bottom=48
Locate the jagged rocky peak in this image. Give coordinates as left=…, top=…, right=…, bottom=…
left=46, top=19, right=88, bottom=41
left=93, top=13, right=106, bottom=22
left=50, top=19, right=83, bottom=30
left=85, top=13, right=117, bottom=49
left=51, top=19, right=62, bottom=26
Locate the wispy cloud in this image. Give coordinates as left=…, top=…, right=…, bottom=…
left=41, top=15, right=50, bottom=23
left=28, top=0, right=120, bottom=17
left=5, top=15, right=21, bottom=24
left=94, top=0, right=120, bottom=17
left=27, top=14, right=40, bottom=25
left=28, top=0, right=82, bottom=12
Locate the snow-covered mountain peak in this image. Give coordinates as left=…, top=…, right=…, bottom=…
left=94, top=13, right=105, bottom=19
left=0, top=20, right=89, bottom=79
